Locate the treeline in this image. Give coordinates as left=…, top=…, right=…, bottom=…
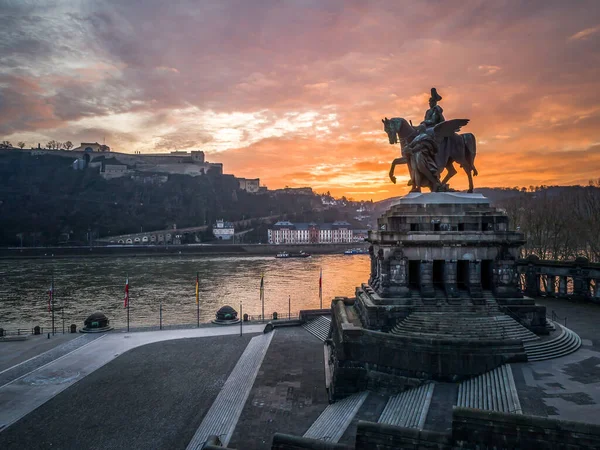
left=0, top=152, right=328, bottom=246
left=498, top=182, right=600, bottom=262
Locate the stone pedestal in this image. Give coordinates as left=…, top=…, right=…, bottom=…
left=326, top=192, right=546, bottom=401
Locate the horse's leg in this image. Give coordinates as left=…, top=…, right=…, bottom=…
left=389, top=157, right=407, bottom=184
left=440, top=161, right=457, bottom=186
left=464, top=166, right=474, bottom=193
left=389, top=161, right=397, bottom=184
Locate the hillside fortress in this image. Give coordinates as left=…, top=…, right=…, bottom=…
left=9, top=144, right=262, bottom=192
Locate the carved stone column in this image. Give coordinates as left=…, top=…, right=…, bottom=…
left=388, top=253, right=410, bottom=297
left=547, top=276, right=557, bottom=296
left=558, top=276, right=567, bottom=297
left=419, top=260, right=435, bottom=298
left=468, top=260, right=483, bottom=301
left=444, top=260, right=458, bottom=299
left=573, top=272, right=589, bottom=300
left=524, top=265, right=540, bottom=298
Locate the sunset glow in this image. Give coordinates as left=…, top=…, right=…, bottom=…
left=2, top=1, right=600, bottom=200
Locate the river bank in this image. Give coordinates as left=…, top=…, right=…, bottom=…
left=0, top=242, right=368, bottom=259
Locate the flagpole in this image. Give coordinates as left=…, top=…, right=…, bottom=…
left=159, top=299, right=162, bottom=330
left=51, top=275, right=55, bottom=335
left=126, top=274, right=130, bottom=332
left=261, top=273, right=264, bottom=322
left=196, top=272, right=200, bottom=328
left=319, top=267, right=323, bottom=309
left=240, top=301, right=243, bottom=336
left=288, top=295, right=291, bottom=320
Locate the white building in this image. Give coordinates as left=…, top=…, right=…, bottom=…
left=213, top=219, right=235, bottom=240
left=267, top=221, right=354, bottom=244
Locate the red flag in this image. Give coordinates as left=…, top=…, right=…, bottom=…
left=319, top=268, right=322, bottom=298
left=124, top=277, right=129, bottom=308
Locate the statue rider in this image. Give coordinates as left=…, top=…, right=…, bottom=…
left=421, top=88, right=445, bottom=129
left=406, top=88, right=445, bottom=191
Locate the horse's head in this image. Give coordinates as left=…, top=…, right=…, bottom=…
left=382, top=117, right=398, bottom=145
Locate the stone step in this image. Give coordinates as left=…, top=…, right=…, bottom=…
left=393, top=325, right=538, bottom=338
left=378, top=383, right=435, bottom=429
left=456, top=364, right=522, bottom=414
left=186, top=332, right=274, bottom=449
left=302, top=316, right=331, bottom=342
left=392, top=312, right=540, bottom=343
left=524, top=324, right=581, bottom=362
left=303, top=391, right=369, bottom=442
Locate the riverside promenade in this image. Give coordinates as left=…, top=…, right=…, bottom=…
left=0, top=298, right=599, bottom=449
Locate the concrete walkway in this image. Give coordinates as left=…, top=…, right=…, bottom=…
left=186, top=332, right=275, bottom=449
left=0, top=325, right=265, bottom=432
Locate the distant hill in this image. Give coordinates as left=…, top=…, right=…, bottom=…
left=0, top=151, right=354, bottom=246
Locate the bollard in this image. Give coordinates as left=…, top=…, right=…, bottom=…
left=47, top=332, right=50, bottom=339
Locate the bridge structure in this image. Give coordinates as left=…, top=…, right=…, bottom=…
left=95, top=215, right=281, bottom=245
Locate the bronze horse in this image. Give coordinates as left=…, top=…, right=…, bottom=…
left=382, top=117, right=478, bottom=192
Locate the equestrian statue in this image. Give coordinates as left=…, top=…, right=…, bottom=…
left=382, top=88, right=478, bottom=192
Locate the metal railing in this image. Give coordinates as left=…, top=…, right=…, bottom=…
left=550, top=310, right=567, bottom=327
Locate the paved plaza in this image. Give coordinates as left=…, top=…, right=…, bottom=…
left=0, top=299, right=598, bottom=448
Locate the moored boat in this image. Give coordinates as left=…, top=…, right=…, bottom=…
left=343, top=248, right=369, bottom=255
left=275, top=251, right=311, bottom=258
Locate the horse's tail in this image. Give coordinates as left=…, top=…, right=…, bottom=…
left=463, top=133, right=477, bottom=176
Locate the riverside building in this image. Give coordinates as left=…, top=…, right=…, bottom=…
left=267, top=221, right=354, bottom=244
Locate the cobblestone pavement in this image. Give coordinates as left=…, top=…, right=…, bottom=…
left=512, top=298, right=600, bottom=423
left=228, top=327, right=329, bottom=450
left=0, top=324, right=265, bottom=433
left=0, top=334, right=258, bottom=450
left=0, top=333, right=81, bottom=372
left=0, top=334, right=105, bottom=388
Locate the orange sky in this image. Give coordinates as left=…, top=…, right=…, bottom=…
left=2, top=1, right=600, bottom=200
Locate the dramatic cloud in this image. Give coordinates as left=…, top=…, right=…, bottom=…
left=1, top=0, right=600, bottom=199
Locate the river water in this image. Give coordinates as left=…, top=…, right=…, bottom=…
left=0, top=254, right=370, bottom=330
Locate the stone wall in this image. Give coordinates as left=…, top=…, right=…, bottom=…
left=452, top=407, right=600, bottom=449
left=271, top=433, right=352, bottom=450
left=328, top=302, right=526, bottom=399
left=352, top=408, right=600, bottom=449
left=355, top=421, right=452, bottom=450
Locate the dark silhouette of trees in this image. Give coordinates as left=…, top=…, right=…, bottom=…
left=0, top=152, right=328, bottom=246
left=499, top=184, right=600, bottom=262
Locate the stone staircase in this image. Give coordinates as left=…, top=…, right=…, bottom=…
left=378, top=383, right=435, bottom=429
left=303, top=391, right=369, bottom=442
left=390, top=310, right=540, bottom=342
left=302, top=316, right=331, bottom=342
left=456, top=364, right=522, bottom=414
left=524, top=323, right=582, bottom=362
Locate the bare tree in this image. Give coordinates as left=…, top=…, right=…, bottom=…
left=1, top=140, right=12, bottom=148
left=46, top=141, right=54, bottom=149
left=17, top=141, right=25, bottom=149
left=64, top=141, right=73, bottom=150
